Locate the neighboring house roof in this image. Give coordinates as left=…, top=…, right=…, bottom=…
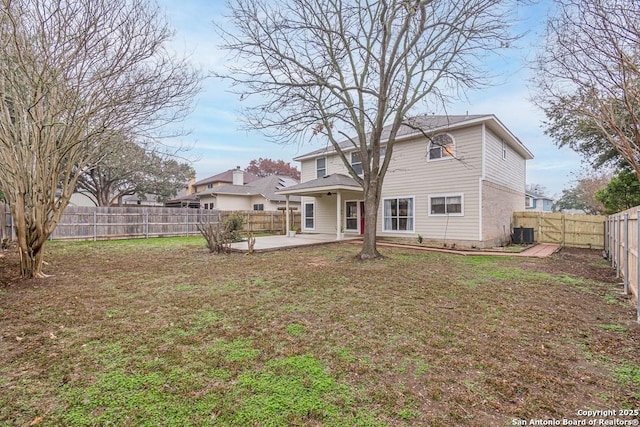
left=275, top=173, right=363, bottom=196
left=526, top=193, right=554, bottom=202
left=295, top=114, right=533, bottom=161
left=194, top=168, right=261, bottom=187
left=197, top=175, right=301, bottom=203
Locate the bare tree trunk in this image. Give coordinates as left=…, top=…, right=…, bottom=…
left=12, top=196, right=49, bottom=278
left=357, top=176, right=383, bottom=260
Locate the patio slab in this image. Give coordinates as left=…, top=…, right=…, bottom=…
left=230, top=234, right=560, bottom=258
left=229, top=233, right=360, bottom=253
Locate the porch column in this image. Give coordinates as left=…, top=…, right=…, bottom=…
left=336, top=190, right=342, bottom=240
left=285, top=195, right=290, bottom=236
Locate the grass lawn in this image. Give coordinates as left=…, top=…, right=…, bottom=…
left=1, top=237, right=639, bottom=426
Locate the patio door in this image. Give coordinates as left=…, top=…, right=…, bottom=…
left=345, top=201, right=365, bottom=234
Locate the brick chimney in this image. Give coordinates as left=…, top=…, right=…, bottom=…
left=232, top=166, right=244, bottom=185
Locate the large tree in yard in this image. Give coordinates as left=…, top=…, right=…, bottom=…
left=77, top=135, right=195, bottom=207
left=0, top=0, right=201, bottom=277
left=534, top=0, right=640, bottom=179
left=218, top=0, right=520, bottom=259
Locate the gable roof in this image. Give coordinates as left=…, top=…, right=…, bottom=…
left=295, top=114, right=533, bottom=161
left=194, top=168, right=261, bottom=187
left=197, top=175, right=301, bottom=202
left=275, top=173, right=363, bottom=196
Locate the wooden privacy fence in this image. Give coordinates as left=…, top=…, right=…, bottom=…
left=605, top=207, right=640, bottom=322
left=1, top=205, right=300, bottom=242
left=513, top=211, right=606, bottom=249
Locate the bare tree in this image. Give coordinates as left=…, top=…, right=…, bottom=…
left=0, top=0, right=201, bottom=278
left=534, top=0, right=640, bottom=180
left=217, top=0, right=520, bottom=259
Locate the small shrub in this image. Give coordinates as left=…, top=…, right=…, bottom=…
left=197, top=221, right=231, bottom=254
left=224, top=213, right=244, bottom=242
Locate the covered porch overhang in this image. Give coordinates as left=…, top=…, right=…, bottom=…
left=275, top=174, right=364, bottom=239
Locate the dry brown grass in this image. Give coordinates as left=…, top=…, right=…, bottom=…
left=0, top=237, right=638, bottom=426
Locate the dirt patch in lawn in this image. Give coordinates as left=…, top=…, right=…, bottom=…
left=0, top=239, right=639, bottom=426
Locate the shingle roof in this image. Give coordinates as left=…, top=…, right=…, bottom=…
left=275, top=174, right=363, bottom=195
left=194, top=168, right=261, bottom=186
left=295, top=114, right=533, bottom=160
left=196, top=175, right=301, bottom=202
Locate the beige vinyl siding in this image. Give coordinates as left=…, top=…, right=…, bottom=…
left=300, top=191, right=363, bottom=234
left=300, top=159, right=317, bottom=182
left=295, top=120, right=528, bottom=247
left=484, top=127, right=526, bottom=192
left=300, top=196, right=335, bottom=233
left=378, top=126, right=483, bottom=241
left=300, top=153, right=356, bottom=181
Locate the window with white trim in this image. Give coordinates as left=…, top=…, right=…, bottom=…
left=316, top=157, right=326, bottom=178
left=383, top=197, right=414, bottom=232
left=428, top=133, right=455, bottom=160
left=525, top=196, right=533, bottom=208
left=502, top=140, right=507, bottom=160
left=430, top=195, right=463, bottom=216
left=351, top=152, right=362, bottom=175
left=304, top=202, right=315, bottom=229
left=253, top=203, right=264, bottom=211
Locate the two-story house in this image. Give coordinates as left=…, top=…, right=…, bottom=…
left=276, top=114, right=534, bottom=248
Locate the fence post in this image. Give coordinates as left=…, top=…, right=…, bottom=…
left=604, top=216, right=609, bottom=258
left=637, top=210, right=640, bottom=323
left=617, top=216, right=622, bottom=277
left=611, top=216, right=615, bottom=262
left=185, top=210, right=189, bottom=236
left=145, top=210, right=149, bottom=239
left=612, top=216, right=617, bottom=270
left=93, top=211, right=97, bottom=241
left=624, top=213, right=629, bottom=294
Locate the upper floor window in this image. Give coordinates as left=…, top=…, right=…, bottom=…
left=428, top=133, right=455, bottom=161
left=316, top=157, right=326, bottom=178
left=351, top=152, right=363, bottom=175
left=502, top=140, right=507, bottom=160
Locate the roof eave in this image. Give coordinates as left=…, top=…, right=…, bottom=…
left=276, top=184, right=363, bottom=196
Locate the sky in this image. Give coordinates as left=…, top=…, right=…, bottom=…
left=159, top=0, right=584, bottom=198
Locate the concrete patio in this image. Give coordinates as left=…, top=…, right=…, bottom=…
left=229, top=233, right=361, bottom=252
left=230, top=234, right=560, bottom=258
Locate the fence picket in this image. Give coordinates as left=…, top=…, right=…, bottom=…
left=513, top=211, right=606, bottom=249
left=604, top=206, right=640, bottom=322
left=1, top=205, right=299, bottom=242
